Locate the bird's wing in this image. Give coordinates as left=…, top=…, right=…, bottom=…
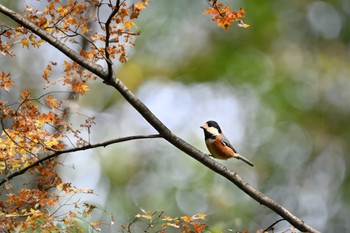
left=219, top=134, right=238, bottom=153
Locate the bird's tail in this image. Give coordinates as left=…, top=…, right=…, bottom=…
left=236, top=154, right=254, bottom=167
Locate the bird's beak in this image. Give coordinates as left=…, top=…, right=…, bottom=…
left=200, top=125, right=204, bottom=129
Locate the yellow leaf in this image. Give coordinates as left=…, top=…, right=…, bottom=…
left=81, top=84, right=90, bottom=92
left=81, top=24, right=90, bottom=34
left=45, top=95, right=59, bottom=108
left=181, top=216, right=191, bottom=222
left=21, top=38, right=29, bottom=48
left=134, top=3, right=145, bottom=10
left=45, top=137, right=59, bottom=147
left=23, top=160, right=31, bottom=167
left=0, top=161, right=6, bottom=171
left=125, top=21, right=136, bottom=30
left=11, top=162, right=22, bottom=170
left=35, top=119, right=45, bottom=128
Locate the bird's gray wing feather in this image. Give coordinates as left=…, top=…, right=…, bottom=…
left=219, top=135, right=238, bottom=153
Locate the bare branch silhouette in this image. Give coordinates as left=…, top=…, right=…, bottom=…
left=0, top=134, right=161, bottom=186
left=263, top=218, right=286, bottom=232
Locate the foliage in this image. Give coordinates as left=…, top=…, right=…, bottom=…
left=121, top=209, right=208, bottom=233
left=204, top=0, right=250, bottom=30
left=0, top=0, right=249, bottom=232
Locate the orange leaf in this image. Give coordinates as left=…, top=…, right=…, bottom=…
left=0, top=72, right=14, bottom=92
left=37, top=17, right=48, bottom=27
left=181, top=216, right=191, bottom=223
left=42, top=64, right=52, bottom=83
left=63, top=61, right=71, bottom=72
left=192, top=222, right=207, bottom=232
left=45, top=95, right=59, bottom=108
left=72, top=83, right=90, bottom=94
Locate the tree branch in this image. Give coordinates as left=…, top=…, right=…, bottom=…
left=0, top=4, right=320, bottom=233
left=101, top=77, right=320, bottom=233
left=0, top=134, right=161, bottom=186
left=0, top=4, right=107, bottom=79
left=263, top=218, right=286, bottom=232
left=104, top=0, right=120, bottom=80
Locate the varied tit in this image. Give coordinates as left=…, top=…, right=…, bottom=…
left=200, top=120, right=254, bottom=167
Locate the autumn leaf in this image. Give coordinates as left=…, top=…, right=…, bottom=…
left=162, top=222, right=180, bottom=229
left=192, top=222, right=208, bottom=232
left=181, top=215, right=192, bottom=223
left=134, top=3, right=146, bottom=11
left=21, top=37, right=29, bottom=48
left=124, top=21, right=136, bottom=30
left=63, top=60, right=71, bottom=72
left=42, top=64, right=52, bottom=84
left=0, top=161, right=6, bottom=172
left=0, top=71, right=14, bottom=92
left=45, top=95, right=59, bottom=108
left=83, top=203, right=97, bottom=216
left=71, top=83, right=90, bottom=94
left=81, top=24, right=90, bottom=34
left=204, top=1, right=249, bottom=30
left=37, top=17, right=48, bottom=27
left=45, top=137, right=60, bottom=147
left=191, top=213, right=207, bottom=220
left=57, top=183, right=72, bottom=192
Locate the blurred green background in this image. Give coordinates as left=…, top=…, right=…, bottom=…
left=1, top=0, right=350, bottom=232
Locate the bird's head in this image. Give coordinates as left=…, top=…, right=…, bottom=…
left=200, top=120, right=222, bottom=138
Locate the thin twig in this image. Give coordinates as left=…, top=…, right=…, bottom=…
left=0, top=4, right=108, bottom=78
left=0, top=24, right=13, bottom=36
left=263, top=218, right=286, bottom=232
left=0, top=134, right=162, bottom=186
left=104, top=0, right=120, bottom=81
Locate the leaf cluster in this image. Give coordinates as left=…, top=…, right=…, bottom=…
left=204, top=0, right=249, bottom=30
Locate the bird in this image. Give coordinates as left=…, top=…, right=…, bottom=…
left=200, top=120, right=254, bottom=167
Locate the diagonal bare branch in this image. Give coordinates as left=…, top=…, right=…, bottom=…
left=264, top=218, right=287, bottom=232
left=94, top=68, right=321, bottom=233
left=0, top=134, right=161, bottom=186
